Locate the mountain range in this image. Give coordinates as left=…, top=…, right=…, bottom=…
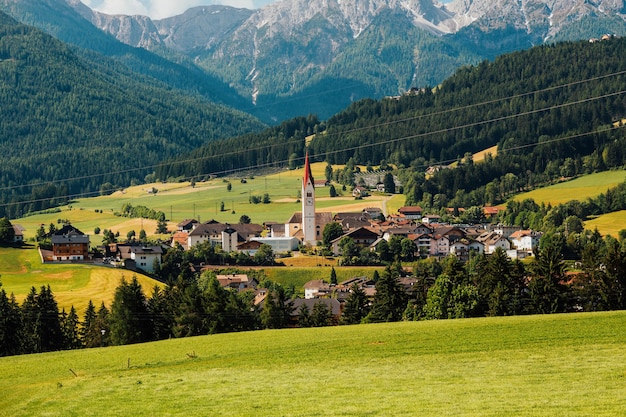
left=3, top=0, right=626, bottom=121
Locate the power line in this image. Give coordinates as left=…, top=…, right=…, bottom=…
left=2, top=71, right=626, bottom=206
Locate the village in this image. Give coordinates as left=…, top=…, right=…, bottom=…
left=27, top=153, right=543, bottom=325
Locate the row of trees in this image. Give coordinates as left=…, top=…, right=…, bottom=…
left=5, top=229, right=626, bottom=357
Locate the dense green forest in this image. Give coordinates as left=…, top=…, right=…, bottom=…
left=0, top=12, right=265, bottom=218
left=0, top=0, right=253, bottom=112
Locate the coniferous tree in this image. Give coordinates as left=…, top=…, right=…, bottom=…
left=109, top=276, right=151, bottom=345
left=80, top=300, right=100, bottom=348
left=297, top=303, right=311, bottom=328
left=0, top=217, right=15, bottom=243
left=260, top=286, right=293, bottom=329
left=365, top=266, right=407, bottom=322
left=147, top=285, right=172, bottom=341
left=528, top=234, right=568, bottom=314
left=95, top=302, right=111, bottom=347
left=61, top=306, right=82, bottom=350
left=330, top=267, right=338, bottom=285
left=0, top=286, right=23, bottom=356
left=340, top=284, right=369, bottom=325
left=310, top=302, right=331, bottom=327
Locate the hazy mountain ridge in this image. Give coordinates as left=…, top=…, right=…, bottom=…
left=3, top=0, right=626, bottom=121
left=74, top=0, right=626, bottom=120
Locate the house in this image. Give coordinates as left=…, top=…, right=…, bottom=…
left=330, top=227, right=380, bottom=256
left=363, top=207, right=383, bottom=219
left=171, top=231, right=190, bottom=249
left=421, top=214, right=441, bottom=224
left=216, top=274, right=258, bottom=291
left=12, top=224, right=25, bottom=243
left=450, top=239, right=484, bottom=262
left=476, top=231, right=511, bottom=254
left=352, top=186, right=368, bottom=198
left=51, top=225, right=90, bottom=261
left=237, top=240, right=264, bottom=255
left=398, top=206, right=423, bottom=220
left=304, top=280, right=332, bottom=299
left=177, top=219, right=199, bottom=232
left=118, top=245, right=163, bottom=273
left=510, top=230, right=542, bottom=251
left=412, top=233, right=434, bottom=256
left=333, top=212, right=372, bottom=231
left=187, top=221, right=263, bottom=250
left=430, top=226, right=466, bottom=256
left=490, top=224, right=522, bottom=238
left=314, top=179, right=330, bottom=188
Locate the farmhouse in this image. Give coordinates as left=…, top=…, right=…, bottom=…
left=51, top=225, right=90, bottom=261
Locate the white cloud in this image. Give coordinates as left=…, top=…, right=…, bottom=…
left=81, top=0, right=273, bottom=19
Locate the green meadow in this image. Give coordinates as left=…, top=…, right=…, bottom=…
left=15, top=162, right=401, bottom=241
left=0, top=246, right=162, bottom=315
left=2, top=312, right=625, bottom=416
left=513, top=170, right=626, bottom=205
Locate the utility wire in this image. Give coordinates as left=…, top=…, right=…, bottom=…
left=2, top=71, right=626, bottom=204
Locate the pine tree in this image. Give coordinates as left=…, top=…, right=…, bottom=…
left=37, top=285, right=63, bottom=352
left=297, top=303, right=311, bottom=328
left=80, top=300, right=100, bottom=348
left=365, top=266, right=407, bottom=323
left=310, top=302, right=331, bottom=327
left=0, top=286, right=23, bottom=356
left=61, top=306, right=82, bottom=349
left=340, top=284, right=370, bottom=325
left=109, top=276, right=151, bottom=345
left=528, top=234, right=568, bottom=314
left=330, top=267, right=338, bottom=285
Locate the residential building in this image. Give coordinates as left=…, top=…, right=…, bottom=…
left=51, top=225, right=90, bottom=261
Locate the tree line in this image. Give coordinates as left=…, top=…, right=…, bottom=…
left=5, top=230, right=626, bottom=357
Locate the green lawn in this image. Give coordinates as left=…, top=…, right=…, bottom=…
left=513, top=170, right=626, bottom=205
left=1, top=312, right=625, bottom=416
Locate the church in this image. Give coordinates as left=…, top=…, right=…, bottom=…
left=284, top=152, right=332, bottom=246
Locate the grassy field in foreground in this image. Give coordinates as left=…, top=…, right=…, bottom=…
left=1, top=312, right=625, bottom=416
left=513, top=170, right=626, bottom=205
left=0, top=246, right=163, bottom=314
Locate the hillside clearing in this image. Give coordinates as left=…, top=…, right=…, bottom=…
left=513, top=170, right=626, bottom=205
left=1, top=312, right=625, bottom=416
left=0, top=247, right=162, bottom=314
left=15, top=162, right=397, bottom=242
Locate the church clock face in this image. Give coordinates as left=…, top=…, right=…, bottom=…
left=306, top=197, right=313, bottom=205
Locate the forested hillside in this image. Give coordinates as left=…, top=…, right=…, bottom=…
left=0, top=0, right=252, bottom=112
left=0, top=12, right=265, bottom=218
left=158, top=37, right=626, bottom=208
left=318, top=38, right=626, bottom=209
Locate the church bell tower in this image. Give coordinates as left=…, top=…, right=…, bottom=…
left=302, top=152, right=316, bottom=245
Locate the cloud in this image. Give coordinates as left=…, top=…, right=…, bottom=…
left=81, top=0, right=271, bottom=19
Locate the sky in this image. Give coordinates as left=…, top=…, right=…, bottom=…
left=80, top=0, right=276, bottom=19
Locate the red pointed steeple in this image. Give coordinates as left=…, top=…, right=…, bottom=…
left=303, top=151, right=314, bottom=186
